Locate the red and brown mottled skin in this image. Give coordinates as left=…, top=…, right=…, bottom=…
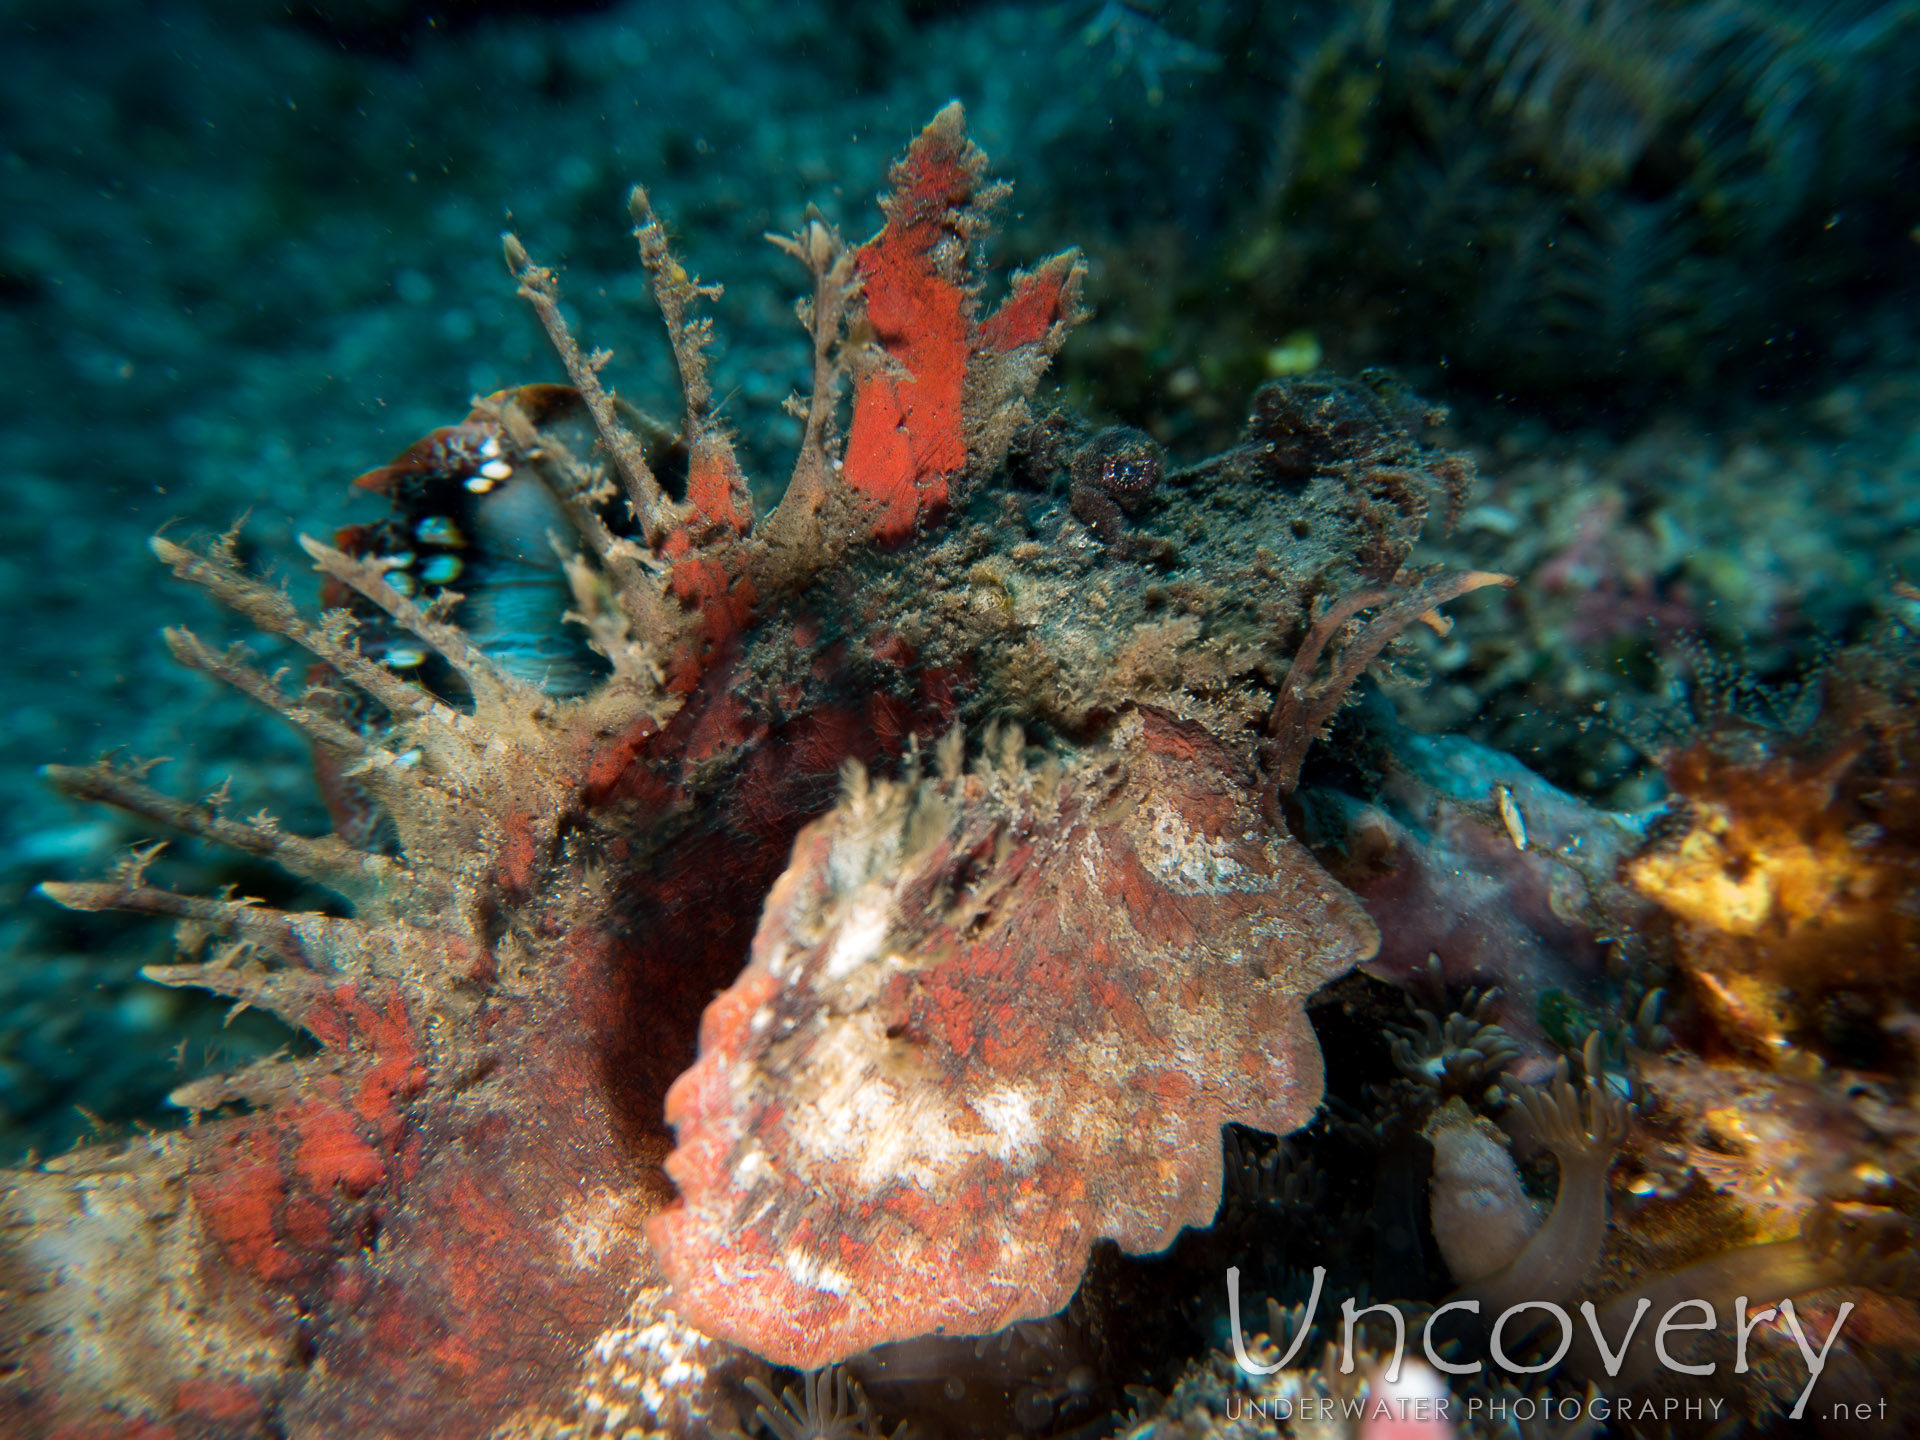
left=649, top=708, right=1377, bottom=1367
left=2, top=106, right=1079, bottom=1440
left=8, top=106, right=1465, bottom=1439
left=12, top=558, right=973, bottom=1439
left=844, top=108, right=1083, bottom=544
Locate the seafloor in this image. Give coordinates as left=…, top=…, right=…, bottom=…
left=3, top=2, right=1919, bottom=1437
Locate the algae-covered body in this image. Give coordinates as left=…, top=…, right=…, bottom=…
left=2, top=107, right=1496, bottom=1438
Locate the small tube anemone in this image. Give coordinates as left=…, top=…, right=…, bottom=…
left=1390, top=985, right=1523, bottom=1103
left=1452, top=1067, right=1629, bottom=1315
left=741, top=1365, right=895, bottom=1440
left=1424, top=1098, right=1539, bottom=1285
